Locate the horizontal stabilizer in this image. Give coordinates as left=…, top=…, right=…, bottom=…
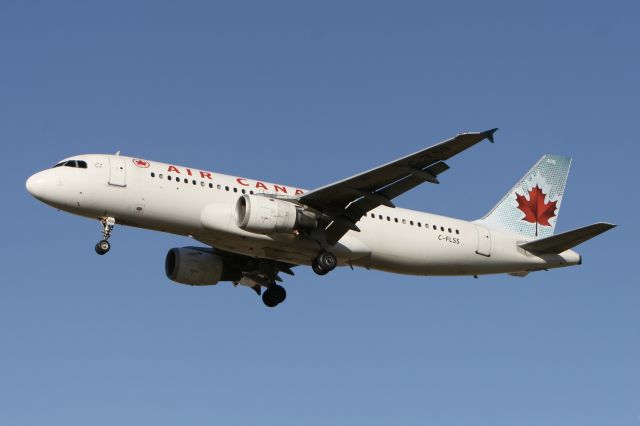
left=519, top=222, right=616, bottom=254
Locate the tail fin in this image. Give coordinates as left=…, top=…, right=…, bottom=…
left=476, top=154, right=572, bottom=239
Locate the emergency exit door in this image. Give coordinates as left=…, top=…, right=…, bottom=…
left=108, top=157, right=127, bottom=187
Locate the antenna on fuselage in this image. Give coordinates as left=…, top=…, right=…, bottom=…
left=115, top=151, right=121, bottom=156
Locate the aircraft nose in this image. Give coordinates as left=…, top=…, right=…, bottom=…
left=26, top=172, right=47, bottom=199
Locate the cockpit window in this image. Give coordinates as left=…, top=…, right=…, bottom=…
left=52, top=160, right=87, bottom=169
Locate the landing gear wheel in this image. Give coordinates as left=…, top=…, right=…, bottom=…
left=262, top=291, right=278, bottom=308
left=95, top=217, right=115, bottom=255
left=95, top=240, right=110, bottom=255
left=271, top=285, right=286, bottom=304
left=313, top=251, right=337, bottom=274
left=262, top=284, right=286, bottom=307
left=312, top=262, right=328, bottom=276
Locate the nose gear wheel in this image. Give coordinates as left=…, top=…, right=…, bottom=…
left=95, top=217, right=115, bottom=255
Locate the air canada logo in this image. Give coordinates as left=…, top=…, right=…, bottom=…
left=133, top=159, right=150, bottom=168
left=515, top=184, right=557, bottom=236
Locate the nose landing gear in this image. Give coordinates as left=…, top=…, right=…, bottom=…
left=95, top=217, right=115, bottom=255
left=312, top=251, right=337, bottom=276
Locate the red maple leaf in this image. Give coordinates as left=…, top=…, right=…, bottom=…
left=515, top=185, right=557, bottom=234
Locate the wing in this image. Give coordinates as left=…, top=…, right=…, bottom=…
left=299, top=128, right=497, bottom=245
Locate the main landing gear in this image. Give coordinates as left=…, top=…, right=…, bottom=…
left=95, top=217, right=115, bottom=255
left=312, top=251, right=337, bottom=276
left=262, top=284, right=286, bottom=308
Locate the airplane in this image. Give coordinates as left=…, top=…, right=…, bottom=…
left=25, top=129, right=615, bottom=307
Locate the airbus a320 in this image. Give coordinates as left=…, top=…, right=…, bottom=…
left=26, top=129, right=615, bottom=307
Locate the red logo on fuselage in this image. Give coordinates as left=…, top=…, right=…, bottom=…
left=133, top=159, right=150, bottom=168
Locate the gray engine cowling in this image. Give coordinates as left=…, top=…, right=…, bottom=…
left=234, top=194, right=317, bottom=235
left=165, top=247, right=241, bottom=286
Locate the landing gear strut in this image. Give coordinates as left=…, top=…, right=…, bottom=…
left=312, top=251, right=337, bottom=276
left=95, top=217, right=115, bottom=255
left=262, top=284, right=286, bottom=307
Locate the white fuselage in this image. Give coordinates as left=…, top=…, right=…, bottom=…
left=26, top=154, right=581, bottom=276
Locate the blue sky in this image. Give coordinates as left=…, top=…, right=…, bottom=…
left=1, top=1, right=638, bottom=425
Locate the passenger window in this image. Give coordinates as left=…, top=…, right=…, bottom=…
left=440, top=226, right=444, bottom=231
left=417, top=222, right=422, bottom=227
left=241, top=189, right=246, bottom=194
left=379, top=215, right=383, bottom=220
left=394, top=218, right=399, bottom=223
left=192, top=180, right=196, bottom=185
left=201, top=181, right=205, bottom=187
left=448, top=228, right=452, bottom=233
left=402, top=219, right=406, bottom=224
left=433, top=225, right=437, bottom=230
left=184, top=178, right=188, bottom=184
left=159, top=174, right=164, bottom=179
left=410, top=221, right=414, bottom=226
left=168, top=175, right=172, bottom=181
left=455, top=229, right=460, bottom=235
left=151, top=172, right=155, bottom=178
left=217, top=184, right=221, bottom=190
left=77, top=161, right=87, bottom=168
left=250, top=190, right=254, bottom=194
left=387, top=216, right=391, bottom=221
left=233, top=188, right=238, bottom=193
left=175, top=177, right=180, bottom=182
left=209, top=183, right=213, bottom=188
left=225, top=186, right=229, bottom=191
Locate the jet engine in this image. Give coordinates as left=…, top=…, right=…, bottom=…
left=235, top=194, right=317, bottom=235
left=165, top=247, right=241, bottom=286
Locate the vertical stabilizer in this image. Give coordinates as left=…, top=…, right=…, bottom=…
left=476, top=154, right=571, bottom=239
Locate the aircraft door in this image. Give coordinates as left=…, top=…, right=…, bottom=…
left=475, top=224, right=491, bottom=257
left=108, top=156, right=127, bottom=187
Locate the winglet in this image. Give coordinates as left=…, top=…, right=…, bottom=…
left=484, top=128, right=498, bottom=143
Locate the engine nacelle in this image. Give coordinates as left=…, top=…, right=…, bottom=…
left=165, top=247, right=241, bottom=286
left=235, top=194, right=317, bottom=235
